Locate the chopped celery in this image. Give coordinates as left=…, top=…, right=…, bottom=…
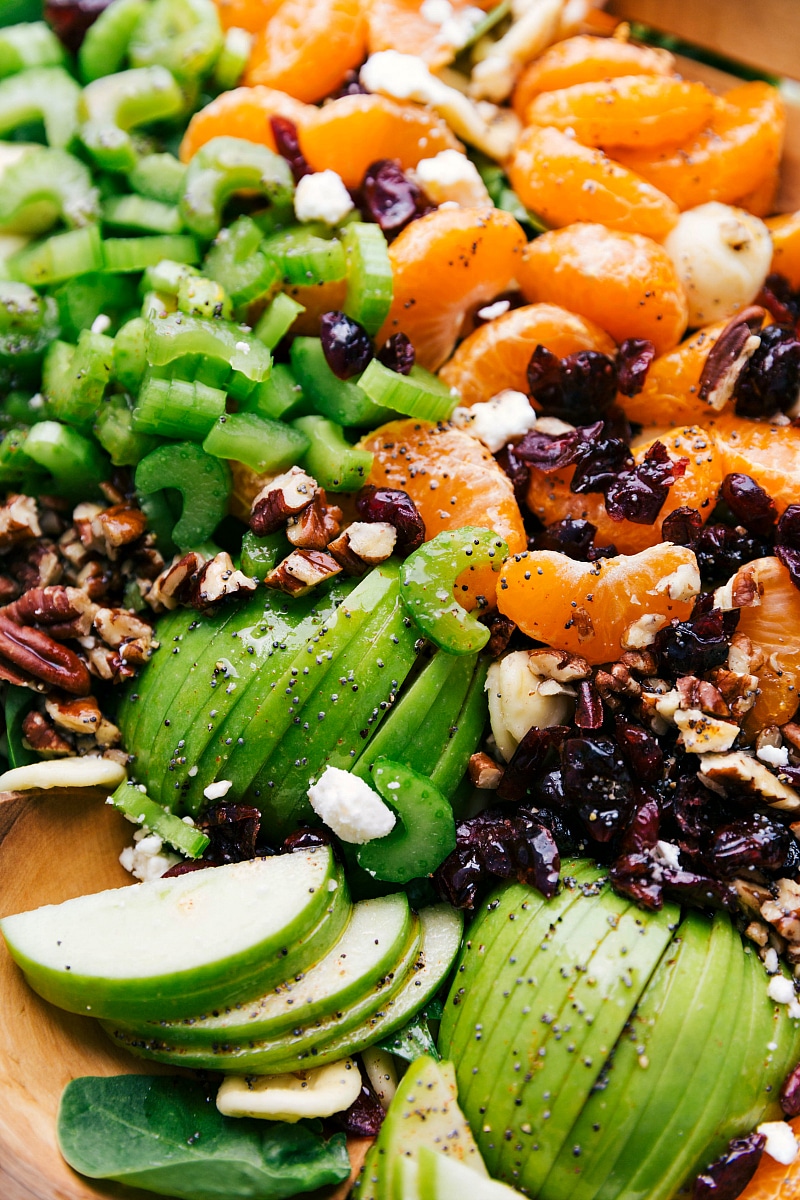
left=102, top=195, right=184, bottom=236
left=103, top=234, right=200, bottom=273
left=212, top=26, right=252, bottom=91
left=0, top=66, right=81, bottom=148
left=290, top=336, right=394, bottom=427
left=243, top=363, right=306, bottom=421
left=78, top=0, right=150, bottom=84
left=135, top=441, right=231, bottom=550
left=142, top=258, right=199, bottom=295
left=53, top=272, right=137, bottom=341
left=0, top=426, right=43, bottom=485
left=145, top=311, right=271, bottom=399
left=180, top=136, right=294, bottom=240
left=48, top=328, right=114, bottom=427
left=128, top=154, right=188, bottom=206
left=177, top=274, right=231, bottom=319
left=24, top=419, right=110, bottom=496
left=0, top=281, right=60, bottom=384
left=203, top=411, right=309, bottom=473
left=132, top=374, right=226, bottom=440
left=0, top=23, right=65, bottom=78
left=253, top=292, right=304, bottom=349
left=42, top=339, right=75, bottom=412
left=342, top=222, right=392, bottom=335
left=8, top=224, right=104, bottom=286
left=240, top=529, right=289, bottom=577
left=203, top=215, right=280, bottom=309
left=110, top=781, right=210, bottom=858
left=0, top=146, right=99, bottom=234
left=113, top=316, right=147, bottom=391
left=95, top=395, right=161, bottom=466
left=358, top=359, right=458, bottom=421
left=262, top=225, right=346, bottom=285
left=79, top=66, right=185, bottom=174
left=129, top=0, right=223, bottom=81
left=293, top=414, right=373, bottom=492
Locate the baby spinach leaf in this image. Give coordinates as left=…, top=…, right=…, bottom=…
left=3, top=684, right=35, bottom=770
left=57, top=1075, right=350, bottom=1200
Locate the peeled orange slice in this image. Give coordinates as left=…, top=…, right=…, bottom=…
left=245, top=0, right=367, bottom=103
left=180, top=86, right=312, bottom=161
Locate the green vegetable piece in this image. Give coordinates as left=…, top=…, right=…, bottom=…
left=57, top=1075, right=350, bottom=1200
left=262, top=224, right=346, bottom=285
left=203, top=411, right=309, bottom=473
left=52, top=271, right=136, bottom=342
left=400, top=527, right=507, bottom=654
left=42, top=339, right=75, bottom=412
left=378, top=1009, right=440, bottom=1064
left=181, top=137, right=294, bottom=242
left=142, top=258, right=199, bottom=295
left=0, top=427, right=44, bottom=486
left=135, top=441, right=231, bottom=549
left=145, top=310, right=271, bottom=399
left=103, top=233, right=200, bottom=273
left=50, top=327, right=115, bottom=427
left=356, top=758, right=456, bottom=883
left=8, top=224, right=104, bottom=286
left=253, top=290, right=304, bottom=349
left=203, top=214, right=280, bottom=308
left=25, top=420, right=110, bottom=496
left=177, top=273, right=231, bottom=319
left=240, top=529, right=289, bottom=577
left=0, top=66, right=80, bottom=148
left=130, top=0, right=223, bottom=80
left=110, top=781, right=210, bottom=858
left=78, top=0, right=149, bottom=83
left=0, top=22, right=65, bottom=78
left=342, top=221, right=392, bottom=335
left=4, top=684, right=35, bottom=770
left=112, top=316, right=147, bottom=391
left=359, top=359, right=457, bottom=422
left=293, top=413, right=373, bottom=492
left=133, top=374, right=226, bottom=440
left=0, top=147, right=99, bottom=235
left=128, top=153, right=188, bottom=206
left=243, top=362, right=305, bottom=421
left=290, top=336, right=394, bottom=427
left=102, top=194, right=184, bottom=236
left=0, top=279, right=60, bottom=381
left=212, top=25, right=252, bottom=91
left=79, top=66, right=185, bottom=174
left=95, top=395, right=160, bottom=466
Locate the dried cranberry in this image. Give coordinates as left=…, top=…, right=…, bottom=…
left=709, top=813, right=790, bottom=877
left=355, top=485, right=425, bottom=554
left=605, top=442, right=687, bottom=525
left=656, top=605, right=737, bottom=677
left=720, top=473, right=778, bottom=535
left=435, top=808, right=561, bottom=908
left=527, top=347, right=618, bottom=422
left=269, top=116, right=312, bottom=182
left=531, top=517, right=616, bottom=562
left=496, top=724, right=569, bottom=802
left=694, top=523, right=771, bottom=584
left=570, top=437, right=632, bottom=495
left=609, top=853, right=664, bottom=910
left=320, top=311, right=373, bottom=379
left=617, top=338, right=655, bottom=397
left=199, top=803, right=261, bottom=864
left=661, top=506, right=703, bottom=546
left=776, top=504, right=800, bottom=589
left=693, top=1133, right=766, bottom=1200
left=735, top=324, right=800, bottom=417
left=525, top=344, right=562, bottom=407
left=377, top=332, right=415, bottom=375
left=162, top=859, right=217, bottom=877
left=495, top=442, right=530, bottom=506
left=561, top=736, right=634, bottom=842
left=45, top=0, right=110, bottom=52
left=516, top=420, right=604, bottom=473
left=662, top=868, right=739, bottom=913
left=781, top=1063, right=800, bottom=1117
left=360, top=159, right=429, bottom=236
left=620, top=795, right=660, bottom=855
left=334, top=1079, right=385, bottom=1137
left=575, top=680, right=604, bottom=729
left=282, top=828, right=331, bottom=851
left=757, top=273, right=800, bottom=327
left=615, top=718, right=664, bottom=785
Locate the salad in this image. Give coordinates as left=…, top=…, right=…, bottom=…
left=1, top=0, right=800, bottom=1198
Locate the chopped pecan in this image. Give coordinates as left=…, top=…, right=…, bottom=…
left=0, top=495, right=41, bottom=553
left=250, top=468, right=318, bottom=535
left=57, top=528, right=91, bottom=572
left=706, top=667, right=759, bottom=719
left=328, top=522, right=397, bottom=575
left=714, top=563, right=763, bottom=611
left=676, top=675, right=731, bottom=717
left=286, top=493, right=342, bottom=550
left=93, top=607, right=154, bottom=663
left=21, top=709, right=73, bottom=756
left=75, top=559, right=119, bottom=601
left=595, top=664, right=641, bottom=702
left=618, top=649, right=659, bottom=675
left=44, top=694, right=121, bottom=748
left=468, top=751, right=504, bottom=789
left=733, top=877, right=772, bottom=918
left=0, top=576, right=19, bottom=603
left=189, top=552, right=258, bottom=610
left=8, top=540, right=61, bottom=590
left=761, top=878, right=800, bottom=944
left=0, top=615, right=90, bottom=694
left=479, top=611, right=516, bottom=658
left=698, top=751, right=800, bottom=812
left=265, top=550, right=342, bottom=596
left=147, top=552, right=207, bottom=611
left=782, top=722, right=800, bottom=753
left=2, top=585, right=98, bottom=639
left=698, top=306, right=764, bottom=410
left=744, top=920, right=770, bottom=947
left=95, top=504, right=148, bottom=558
left=72, top=502, right=105, bottom=553
left=78, top=636, right=136, bottom=684
left=727, top=632, right=765, bottom=674
left=528, top=648, right=591, bottom=682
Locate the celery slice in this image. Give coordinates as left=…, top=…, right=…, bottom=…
left=358, top=359, right=458, bottom=421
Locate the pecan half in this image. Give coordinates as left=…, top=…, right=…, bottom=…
left=2, top=585, right=98, bottom=638
left=189, top=552, right=258, bottom=610
left=527, top=648, right=591, bottom=682
left=250, top=468, right=318, bottom=535
left=698, top=306, right=764, bottom=410
left=0, top=494, right=41, bottom=552
left=286, top=493, right=342, bottom=551
left=265, top=550, right=342, bottom=595
left=21, top=710, right=73, bottom=756
left=0, top=615, right=90, bottom=694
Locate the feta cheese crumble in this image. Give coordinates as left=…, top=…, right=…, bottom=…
left=294, top=170, right=354, bottom=226
left=452, top=389, right=537, bottom=453
left=758, top=1120, right=799, bottom=1165
left=307, top=765, right=396, bottom=844
left=477, top=299, right=511, bottom=321
left=420, top=0, right=485, bottom=48
left=204, top=778, right=233, bottom=801
left=767, top=974, right=796, bottom=1005
left=119, top=829, right=179, bottom=882
left=412, top=149, right=491, bottom=209
left=758, top=743, right=791, bottom=769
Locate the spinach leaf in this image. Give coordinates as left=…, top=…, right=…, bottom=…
left=57, top=1075, right=350, bottom=1200
left=378, top=1012, right=440, bottom=1064
left=3, top=685, right=35, bottom=770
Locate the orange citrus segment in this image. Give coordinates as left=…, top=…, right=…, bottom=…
left=245, top=0, right=367, bottom=103
left=179, top=86, right=311, bottom=161
left=737, top=557, right=800, bottom=732
left=525, top=424, right=722, bottom=556
left=378, top=206, right=526, bottom=372
left=512, top=34, right=675, bottom=119
left=284, top=279, right=347, bottom=335
left=214, top=0, right=284, bottom=31
left=438, top=302, right=615, bottom=407
left=516, top=222, right=688, bottom=355
left=360, top=418, right=526, bottom=608
left=737, top=1116, right=800, bottom=1200
left=767, top=210, right=800, bottom=290
left=734, top=165, right=780, bottom=217
left=365, top=0, right=493, bottom=70
left=496, top=543, right=699, bottom=665
left=614, top=82, right=785, bottom=211
left=298, top=93, right=461, bottom=188
left=524, top=76, right=715, bottom=150
left=618, top=321, right=728, bottom=427
left=508, top=125, right=679, bottom=240
left=709, top=413, right=800, bottom=517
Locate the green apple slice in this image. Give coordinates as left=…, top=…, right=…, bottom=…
left=110, top=892, right=412, bottom=1048
left=354, top=1143, right=381, bottom=1200
left=1, top=846, right=342, bottom=1021
left=417, top=1147, right=525, bottom=1198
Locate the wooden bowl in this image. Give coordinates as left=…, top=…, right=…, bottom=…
left=0, top=791, right=367, bottom=1200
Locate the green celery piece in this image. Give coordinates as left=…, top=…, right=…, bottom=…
left=8, top=224, right=104, bottom=286
left=0, top=281, right=60, bottom=384
left=41, top=338, right=75, bottom=412
left=293, top=413, right=373, bottom=491
left=145, top=310, right=271, bottom=400
left=203, top=411, right=309, bottom=473
left=203, top=214, right=281, bottom=308
left=129, top=0, right=223, bottom=79
left=342, top=221, right=393, bottom=335
left=102, top=194, right=184, bottom=236
left=49, top=327, right=114, bottom=427
left=181, top=137, right=293, bottom=241
left=57, top=1076, right=350, bottom=1200
left=177, top=274, right=231, bottom=319
left=142, top=258, right=199, bottom=295
left=94, top=395, right=161, bottom=467
left=112, top=316, right=147, bottom=391
left=135, top=441, right=230, bottom=550
left=0, top=146, right=99, bottom=234
left=53, top=272, right=137, bottom=341
left=244, top=363, right=306, bottom=421
left=262, top=224, right=346, bottom=286
left=129, top=153, right=188, bottom=206
left=133, top=374, right=226, bottom=440
left=78, top=0, right=149, bottom=83
left=103, top=234, right=200, bottom=274
left=0, top=22, right=64, bottom=77
left=357, top=758, right=456, bottom=883
left=212, top=25, right=251, bottom=90
left=240, top=529, right=289, bottom=576
left=109, top=781, right=209, bottom=858
left=24, top=420, right=110, bottom=497
left=359, top=359, right=458, bottom=421
left=253, top=290, right=304, bottom=349
left=290, top=336, right=394, bottom=427
left=79, top=66, right=185, bottom=174
left=0, top=66, right=80, bottom=148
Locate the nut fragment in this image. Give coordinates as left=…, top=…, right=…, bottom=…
left=0, top=494, right=40, bottom=552
left=713, top=563, right=763, bottom=611
left=93, top=608, right=154, bottom=663
left=147, top=551, right=207, bottom=611
left=286, top=493, right=342, bottom=551
left=698, top=306, right=764, bottom=410
left=189, top=552, right=258, bottom=610
left=250, top=468, right=318, bottom=536
left=675, top=675, right=731, bottom=717
left=699, top=751, right=800, bottom=812
left=527, top=648, right=591, bottom=683
left=265, top=550, right=342, bottom=596
left=95, top=505, right=149, bottom=558
left=468, top=751, right=504, bottom=789
left=728, top=632, right=765, bottom=674
left=0, top=615, right=90, bottom=694
left=328, top=522, right=397, bottom=574
left=22, top=710, right=73, bottom=756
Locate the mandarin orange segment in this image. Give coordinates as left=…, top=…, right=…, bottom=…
left=767, top=210, right=800, bottom=290
left=516, top=222, right=688, bottom=355
left=245, top=0, right=366, bottom=103
left=512, top=34, right=675, bottom=119
left=734, top=164, right=780, bottom=217
left=179, top=86, right=311, bottom=161
left=524, top=76, right=715, bottom=150
left=438, top=302, right=615, bottom=407
left=525, top=424, right=722, bottom=556
left=737, top=1116, right=800, bottom=1200
left=284, top=278, right=347, bottom=335
left=360, top=417, right=526, bottom=608
left=214, top=0, right=284, bottom=31
left=613, top=82, right=785, bottom=211
left=709, top=413, right=800, bottom=517
left=737, top=557, right=800, bottom=733
left=496, top=543, right=699, bottom=664
left=377, top=206, right=526, bottom=372
left=298, top=93, right=461, bottom=189
left=365, top=0, right=492, bottom=70
left=508, top=125, right=679, bottom=240
left=618, top=321, right=728, bottom=427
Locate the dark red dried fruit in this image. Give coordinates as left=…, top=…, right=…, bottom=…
left=332, top=70, right=369, bottom=99
left=360, top=159, right=429, bottom=235
left=478, top=610, right=516, bottom=657
left=656, top=605, right=737, bottom=677
left=661, top=506, right=703, bottom=546
left=435, top=808, right=561, bottom=908
left=199, top=803, right=261, bottom=864
left=570, top=437, right=633, bottom=496
left=162, top=859, right=217, bottom=878
left=269, top=116, right=312, bottom=183
left=516, top=420, right=604, bottom=473
left=334, top=1080, right=385, bottom=1137
left=617, top=338, right=655, bottom=397
left=496, top=724, right=569, bottom=802
left=693, top=1133, right=766, bottom=1200
left=604, top=441, right=687, bottom=525
left=735, top=323, right=800, bottom=417
left=496, top=442, right=530, bottom=505
left=531, top=517, right=616, bottom=562
left=609, top=852, right=664, bottom=910
left=695, top=523, right=772, bottom=584
left=45, top=0, right=110, bottom=52
left=720, top=473, right=778, bottom=536
left=575, top=679, right=603, bottom=729
left=561, top=736, right=634, bottom=842
left=377, top=332, right=415, bottom=375
left=615, top=718, right=664, bottom=785
left=709, top=813, right=790, bottom=877
left=619, top=795, right=660, bottom=855
left=781, top=1062, right=800, bottom=1117
left=756, top=273, right=800, bottom=327
left=355, top=485, right=425, bottom=554
left=320, top=311, right=373, bottom=379
left=776, top=504, right=800, bottom=590
left=282, top=828, right=332, bottom=851
left=527, top=346, right=617, bottom=422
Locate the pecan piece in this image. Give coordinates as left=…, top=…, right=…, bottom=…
left=2, top=585, right=98, bottom=638
left=250, top=468, right=318, bottom=535
left=8, top=540, right=61, bottom=590
left=21, top=710, right=73, bottom=756
left=286, top=493, right=342, bottom=550
left=45, top=694, right=120, bottom=747
left=189, top=552, right=258, bottom=610
left=468, top=751, right=504, bottom=789
left=96, top=504, right=148, bottom=558
left=147, top=551, right=207, bottom=611
left=328, top=522, right=397, bottom=575
left=0, top=494, right=41, bottom=552
left=676, top=675, right=731, bottom=718
left=0, top=615, right=90, bottom=694
left=78, top=636, right=136, bottom=684
left=527, top=648, right=591, bottom=682
left=93, top=607, right=154, bottom=663
left=265, top=550, right=342, bottom=596
left=698, top=306, right=764, bottom=410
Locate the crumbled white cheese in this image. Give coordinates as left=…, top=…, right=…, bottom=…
left=764, top=947, right=780, bottom=974
left=119, top=829, right=179, bottom=882
left=486, top=651, right=575, bottom=762
left=204, top=778, right=233, bottom=801
left=420, top=0, right=485, bottom=49
left=217, top=1058, right=362, bottom=1122
left=477, top=299, right=511, bottom=321
left=652, top=841, right=681, bottom=871
left=293, top=170, right=354, bottom=226
left=470, top=0, right=564, bottom=102
left=653, top=561, right=701, bottom=603
left=452, top=389, right=537, bottom=453
left=413, top=149, right=491, bottom=209
left=768, top=974, right=796, bottom=1005
left=307, top=765, right=396, bottom=844
left=758, top=1121, right=799, bottom=1165
left=90, top=313, right=111, bottom=335
left=758, top=743, right=791, bottom=768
